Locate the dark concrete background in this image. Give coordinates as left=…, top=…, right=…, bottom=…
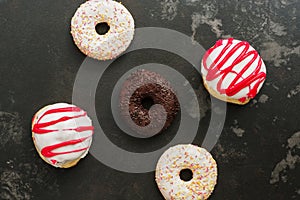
left=0, top=0, right=299, bottom=199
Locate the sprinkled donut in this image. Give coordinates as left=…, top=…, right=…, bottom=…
left=119, top=69, right=179, bottom=137
left=71, top=0, right=135, bottom=60
left=201, top=38, right=267, bottom=105
left=32, top=103, right=94, bottom=168
left=155, top=144, right=218, bottom=200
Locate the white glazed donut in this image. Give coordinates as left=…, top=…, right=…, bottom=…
left=155, top=144, right=218, bottom=200
left=201, top=38, right=267, bottom=105
left=32, top=103, right=94, bottom=168
left=71, top=0, right=135, bottom=60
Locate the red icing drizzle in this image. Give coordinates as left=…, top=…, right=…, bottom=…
left=32, top=106, right=94, bottom=159
left=50, top=159, right=57, bottom=165
left=202, top=38, right=266, bottom=102
left=41, top=137, right=90, bottom=158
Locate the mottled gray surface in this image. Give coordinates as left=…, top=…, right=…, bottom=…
left=270, top=132, right=300, bottom=184
left=0, top=0, right=299, bottom=199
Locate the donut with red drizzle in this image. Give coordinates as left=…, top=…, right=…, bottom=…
left=201, top=38, right=267, bottom=104
left=32, top=103, right=94, bottom=168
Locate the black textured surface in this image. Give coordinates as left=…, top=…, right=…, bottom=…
left=0, top=0, right=299, bottom=199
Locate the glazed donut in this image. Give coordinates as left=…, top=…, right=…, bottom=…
left=155, top=144, right=218, bottom=200
left=119, top=69, right=179, bottom=137
left=32, top=103, right=94, bottom=168
left=201, top=38, right=267, bottom=105
left=71, top=0, right=135, bottom=60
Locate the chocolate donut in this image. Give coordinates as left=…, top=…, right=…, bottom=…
left=119, top=69, right=179, bottom=137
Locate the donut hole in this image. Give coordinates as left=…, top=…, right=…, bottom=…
left=179, top=168, right=193, bottom=182
left=95, top=22, right=110, bottom=35
left=141, top=97, right=155, bottom=110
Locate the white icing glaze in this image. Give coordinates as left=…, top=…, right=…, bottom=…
left=201, top=38, right=267, bottom=102
left=71, top=0, right=135, bottom=60
left=155, top=144, right=218, bottom=200
left=32, top=103, right=93, bottom=168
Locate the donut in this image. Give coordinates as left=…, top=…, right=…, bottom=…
left=32, top=103, right=94, bottom=168
left=155, top=144, right=218, bottom=200
left=71, top=0, right=135, bottom=60
left=119, top=69, right=179, bottom=137
left=201, top=38, right=267, bottom=105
